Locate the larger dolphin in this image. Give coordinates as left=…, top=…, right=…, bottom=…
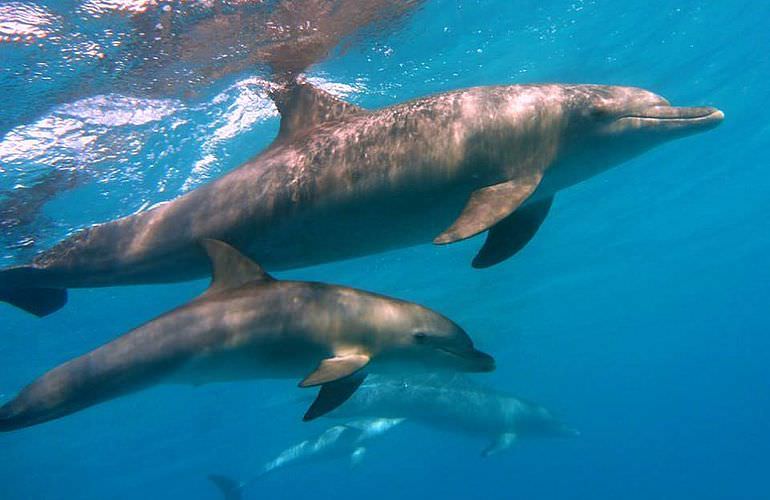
left=0, top=240, right=493, bottom=432
left=0, top=81, right=723, bottom=316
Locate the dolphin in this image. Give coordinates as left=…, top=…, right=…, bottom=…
left=209, top=417, right=404, bottom=500
left=324, top=374, right=577, bottom=456
left=0, top=240, right=493, bottom=432
left=0, top=81, right=723, bottom=316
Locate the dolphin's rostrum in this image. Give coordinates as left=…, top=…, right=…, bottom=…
left=0, top=81, right=723, bottom=316
left=0, top=240, right=493, bottom=432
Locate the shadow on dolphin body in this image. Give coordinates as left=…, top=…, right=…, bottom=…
left=0, top=79, right=723, bottom=317
left=0, top=240, right=493, bottom=432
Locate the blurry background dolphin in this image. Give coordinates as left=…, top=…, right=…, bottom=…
left=323, top=374, right=578, bottom=456
left=209, top=418, right=405, bottom=500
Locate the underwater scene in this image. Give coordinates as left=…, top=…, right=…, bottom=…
left=1, top=0, right=768, bottom=498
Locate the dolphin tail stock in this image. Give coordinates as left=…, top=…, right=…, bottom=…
left=207, top=474, right=243, bottom=500
left=0, top=265, right=67, bottom=317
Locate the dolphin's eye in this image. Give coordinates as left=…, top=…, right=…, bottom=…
left=413, top=332, right=428, bottom=344
left=590, top=108, right=611, bottom=120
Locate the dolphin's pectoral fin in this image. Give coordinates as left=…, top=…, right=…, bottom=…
left=481, top=432, right=518, bottom=457
left=350, top=447, right=367, bottom=467
left=472, top=196, right=554, bottom=268
left=200, top=239, right=273, bottom=295
left=433, top=172, right=544, bottom=245
left=269, top=80, right=365, bottom=140
left=299, top=354, right=370, bottom=387
left=303, top=371, right=367, bottom=421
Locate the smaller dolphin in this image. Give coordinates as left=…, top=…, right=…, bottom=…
left=209, top=418, right=404, bottom=499
left=0, top=241, right=492, bottom=432
left=325, top=374, right=576, bottom=456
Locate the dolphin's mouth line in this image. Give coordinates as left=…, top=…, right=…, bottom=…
left=436, top=346, right=466, bottom=358
left=436, top=346, right=495, bottom=369
left=618, top=106, right=724, bottom=123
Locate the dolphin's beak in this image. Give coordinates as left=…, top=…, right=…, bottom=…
left=439, top=346, right=496, bottom=372
left=615, top=105, right=724, bottom=133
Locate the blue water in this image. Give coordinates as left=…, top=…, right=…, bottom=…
left=1, top=1, right=769, bottom=498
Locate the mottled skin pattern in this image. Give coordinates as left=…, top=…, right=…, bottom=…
left=326, top=374, right=577, bottom=449
left=1, top=83, right=722, bottom=292
left=0, top=261, right=493, bottom=431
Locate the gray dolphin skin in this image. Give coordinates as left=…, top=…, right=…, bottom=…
left=209, top=418, right=404, bottom=500
left=0, top=240, right=493, bottom=432
left=0, top=81, right=723, bottom=316
left=325, top=374, right=577, bottom=456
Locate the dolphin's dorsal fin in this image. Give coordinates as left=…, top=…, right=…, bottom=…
left=269, top=80, right=364, bottom=140
left=200, top=239, right=273, bottom=295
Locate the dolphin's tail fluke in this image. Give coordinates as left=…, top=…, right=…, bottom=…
left=0, top=265, right=67, bottom=317
left=208, top=474, right=242, bottom=500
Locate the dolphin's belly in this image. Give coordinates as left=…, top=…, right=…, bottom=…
left=168, top=339, right=328, bottom=385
